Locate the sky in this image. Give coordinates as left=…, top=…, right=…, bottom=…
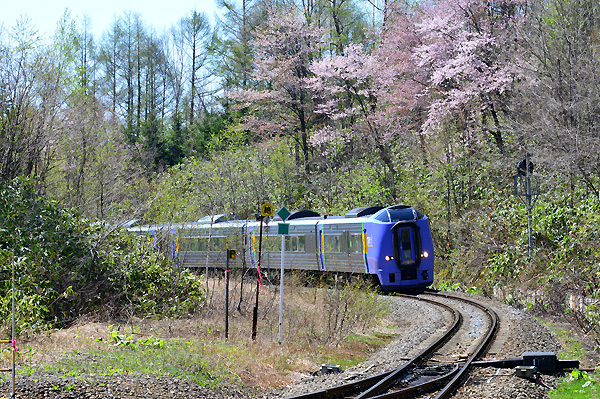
left=0, top=0, right=219, bottom=40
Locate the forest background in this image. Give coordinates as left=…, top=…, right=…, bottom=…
left=1, top=0, right=600, bottom=342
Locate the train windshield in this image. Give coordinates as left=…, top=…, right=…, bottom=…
left=374, top=206, right=418, bottom=223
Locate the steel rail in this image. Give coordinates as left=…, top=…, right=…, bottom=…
left=283, top=292, right=499, bottom=399
left=282, top=295, right=462, bottom=399
left=354, top=295, right=462, bottom=399
left=427, top=293, right=499, bottom=399
left=368, top=365, right=459, bottom=399
left=363, top=293, right=499, bottom=399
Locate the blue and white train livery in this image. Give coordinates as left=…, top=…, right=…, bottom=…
left=129, top=205, right=434, bottom=291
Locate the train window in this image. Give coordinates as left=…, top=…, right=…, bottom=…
left=390, top=207, right=417, bottom=222
left=401, top=229, right=413, bottom=259
left=265, top=236, right=280, bottom=252
left=194, top=237, right=223, bottom=251
left=180, top=236, right=233, bottom=251
left=181, top=237, right=202, bottom=251
left=285, top=236, right=305, bottom=252
left=179, top=240, right=188, bottom=252
left=186, top=239, right=194, bottom=251
left=348, top=234, right=362, bottom=253
left=374, top=210, right=390, bottom=222
left=249, top=235, right=276, bottom=252
left=324, top=235, right=341, bottom=253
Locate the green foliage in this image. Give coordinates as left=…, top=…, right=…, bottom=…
left=549, top=369, right=599, bottom=399
left=309, top=159, right=392, bottom=215
left=0, top=177, right=205, bottom=334
left=147, top=141, right=300, bottom=222
left=105, top=325, right=167, bottom=350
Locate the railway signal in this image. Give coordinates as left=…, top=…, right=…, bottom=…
left=277, top=206, right=290, bottom=221
left=514, top=152, right=541, bottom=257
left=277, top=223, right=289, bottom=235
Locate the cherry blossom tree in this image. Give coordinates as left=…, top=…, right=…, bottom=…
left=229, top=5, right=325, bottom=172
left=309, top=44, right=397, bottom=174
left=308, top=2, right=428, bottom=177
left=415, top=0, right=527, bottom=154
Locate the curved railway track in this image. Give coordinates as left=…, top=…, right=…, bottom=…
left=283, top=292, right=499, bottom=399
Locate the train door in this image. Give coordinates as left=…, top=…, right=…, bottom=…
left=316, top=223, right=326, bottom=271
left=392, top=223, right=421, bottom=270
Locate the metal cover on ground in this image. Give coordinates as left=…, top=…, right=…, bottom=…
left=515, top=365, right=536, bottom=379
left=522, top=352, right=557, bottom=372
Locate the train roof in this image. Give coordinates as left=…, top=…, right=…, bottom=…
left=127, top=205, right=427, bottom=234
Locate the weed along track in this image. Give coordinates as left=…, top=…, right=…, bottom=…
left=279, top=293, right=499, bottom=399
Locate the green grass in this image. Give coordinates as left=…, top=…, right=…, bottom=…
left=1, top=280, right=396, bottom=391
left=316, top=332, right=395, bottom=370
left=344, top=331, right=395, bottom=346
left=318, top=352, right=364, bottom=370
left=536, top=318, right=600, bottom=398
left=37, top=337, right=239, bottom=389
left=549, top=370, right=600, bottom=399
left=535, top=318, right=586, bottom=360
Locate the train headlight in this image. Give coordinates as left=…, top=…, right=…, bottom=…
left=385, top=255, right=394, bottom=261
left=422, top=251, right=429, bottom=258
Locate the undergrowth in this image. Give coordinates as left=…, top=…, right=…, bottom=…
left=1, top=278, right=393, bottom=390
left=0, top=177, right=205, bottom=335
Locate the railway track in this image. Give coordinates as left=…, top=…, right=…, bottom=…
left=283, top=292, right=499, bottom=399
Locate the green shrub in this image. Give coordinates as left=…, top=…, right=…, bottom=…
left=0, top=177, right=204, bottom=334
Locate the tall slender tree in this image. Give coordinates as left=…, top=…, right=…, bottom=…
left=180, top=10, right=212, bottom=124
left=213, top=0, right=260, bottom=92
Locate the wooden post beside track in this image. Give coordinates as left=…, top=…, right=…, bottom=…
left=251, top=216, right=263, bottom=340
left=225, top=238, right=229, bottom=340
left=252, top=204, right=273, bottom=341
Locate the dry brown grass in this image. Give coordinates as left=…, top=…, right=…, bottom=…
left=3, top=273, right=394, bottom=390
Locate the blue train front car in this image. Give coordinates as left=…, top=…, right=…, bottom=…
left=363, top=206, right=434, bottom=291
